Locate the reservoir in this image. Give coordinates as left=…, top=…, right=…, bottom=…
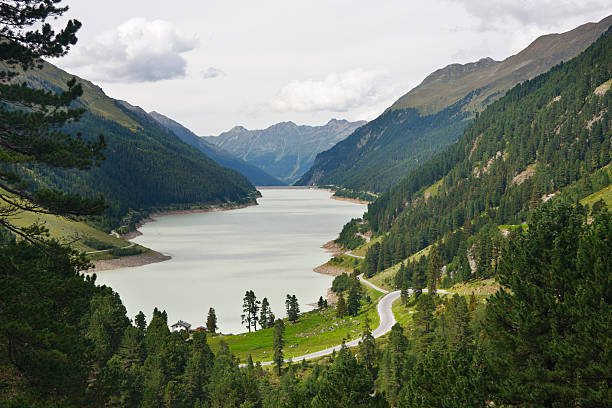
left=94, top=188, right=366, bottom=333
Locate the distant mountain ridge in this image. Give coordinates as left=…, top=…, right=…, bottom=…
left=297, top=15, right=612, bottom=192
left=148, top=111, right=284, bottom=186
left=4, top=60, right=258, bottom=228
left=204, top=119, right=366, bottom=184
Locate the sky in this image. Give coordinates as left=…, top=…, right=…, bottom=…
left=53, top=1, right=612, bottom=135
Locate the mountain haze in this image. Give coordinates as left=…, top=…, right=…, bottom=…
left=205, top=119, right=366, bottom=184
left=6, top=60, right=258, bottom=228
left=297, top=15, right=612, bottom=192
left=148, top=111, right=284, bottom=186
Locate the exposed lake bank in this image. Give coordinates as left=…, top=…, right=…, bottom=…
left=93, top=188, right=366, bottom=333
left=91, top=201, right=259, bottom=271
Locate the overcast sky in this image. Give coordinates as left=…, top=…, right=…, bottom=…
left=54, top=1, right=612, bottom=135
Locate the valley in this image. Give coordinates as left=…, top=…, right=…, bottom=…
left=1, top=3, right=611, bottom=407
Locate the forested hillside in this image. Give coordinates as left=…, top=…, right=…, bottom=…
left=2, top=3, right=610, bottom=406
left=149, top=111, right=284, bottom=186
left=205, top=119, right=366, bottom=184
left=297, top=15, right=612, bottom=192
left=359, top=26, right=612, bottom=287
left=5, top=61, right=259, bottom=229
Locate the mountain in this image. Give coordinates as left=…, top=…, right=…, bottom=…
left=297, top=15, right=612, bottom=192
left=7, top=60, right=259, bottom=229
left=148, top=111, right=284, bottom=186
left=356, top=25, right=612, bottom=284
left=204, top=119, right=366, bottom=184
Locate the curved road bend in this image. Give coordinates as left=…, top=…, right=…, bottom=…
left=252, top=290, right=401, bottom=367
left=241, top=275, right=450, bottom=366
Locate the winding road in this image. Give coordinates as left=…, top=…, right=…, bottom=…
left=250, top=288, right=401, bottom=367
left=247, top=273, right=453, bottom=367
left=246, top=273, right=450, bottom=366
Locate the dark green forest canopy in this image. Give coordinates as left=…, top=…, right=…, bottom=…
left=360, top=27, right=612, bottom=283
left=2, top=201, right=609, bottom=407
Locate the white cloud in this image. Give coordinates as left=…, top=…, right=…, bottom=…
left=271, top=69, right=386, bottom=112
left=202, top=67, right=226, bottom=79
left=65, top=18, right=198, bottom=82
left=449, top=0, right=612, bottom=30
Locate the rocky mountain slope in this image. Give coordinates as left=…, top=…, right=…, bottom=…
left=205, top=119, right=366, bottom=184
left=6, top=60, right=259, bottom=228
left=297, top=15, right=612, bottom=192
left=149, top=111, right=284, bottom=186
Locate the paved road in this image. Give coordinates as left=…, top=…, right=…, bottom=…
left=345, top=250, right=365, bottom=259
left=245, top=274, right=399, bottom=367
left=251, top=289, right=401, bottom=367
left=358, top=273, right=388, bottom=294
left=241, top=275, right=450, bottom=367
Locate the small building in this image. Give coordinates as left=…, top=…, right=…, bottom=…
left=194, top=326, right=207, bottom=333
left=170, top=320, right=191, bottom=333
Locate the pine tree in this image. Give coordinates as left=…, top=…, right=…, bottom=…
left=427, top=245, right=442, bottom=294
left=486, top=201, right=612, bottom=406
left=135, top=311, right=147, bottom=337
left=413, top=293, right=436, bottom=353
left=358, top=319, right=376, bottom=378
left=206, top=307, right=218, bottom=333
left=317, top=296, right=325, bottom=310
left=273, top=319, right=285, bottom=376
left=336, top=295, right=347, bottom=318
left=259, top=298, right=273, bottom=329
left=285, top=294, right=300, bottom=323
left=0, top=0, right=107, bottom=242
left=241, top=290, right=260, bottom=332
left=312, top=345, right=373, bottom=407
left=347, top=283, right=361, bottom=316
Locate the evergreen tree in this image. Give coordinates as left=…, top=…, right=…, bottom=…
left=312, top=345, right=373, bottom=407
left=384, top=323, right=408, bottom=405
left=426, top=245, right=442, bottom=294
left=273, top=319, right=285, bottom=376
left=485, top=201, right=612, bottom=407
left=135, top=311, right=147, bottom=337
left=241, top=290, right=260, bottom=332
left=206, top=307, right=218, bottom=333
left=0, top=0, right=107, bottom=242
left=317, top=296, right=325, bottom=310
left=336, top=295, right=347, bottom=318
left=413, top=294, right=436, bottom=353
left=285, top=294, right=300, bottom=323
left=259, top=298, right=274, bottom=329
left=358, top=319, right=377, bottom=378
left=347, top=283, right=361, bottom=316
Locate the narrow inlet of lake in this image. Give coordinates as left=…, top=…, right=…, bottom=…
left=94, top=188, right=367, bottom=333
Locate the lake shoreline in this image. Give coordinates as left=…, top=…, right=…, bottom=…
left=309, top=187, right=371, bottom=205
left=91, top=201, right=258, bottom=272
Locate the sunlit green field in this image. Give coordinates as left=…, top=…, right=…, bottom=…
left=207, top=284, right=383, bottom=363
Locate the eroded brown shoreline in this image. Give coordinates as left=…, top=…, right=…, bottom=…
left=91, top=201, right=257, bottom=272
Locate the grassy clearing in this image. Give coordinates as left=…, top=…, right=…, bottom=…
left=9, top=210, right=130, bottom=253
left=423, top=178, right=443, bottom=198
left=580, top=183, right=612, bottom=209
left=448, top=278, right=500, bottom=299
left=392, top=298, right=417, bottom=329
left=368, top=244, right=433, bottom=291
left=351, top=234, right=385, bottom=257
left=328, top=254, right=363, bottom=270
left=207, top=284, right=384, bottom=363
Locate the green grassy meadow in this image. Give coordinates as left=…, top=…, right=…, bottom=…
left=207, top=284, right=384, bottom=363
